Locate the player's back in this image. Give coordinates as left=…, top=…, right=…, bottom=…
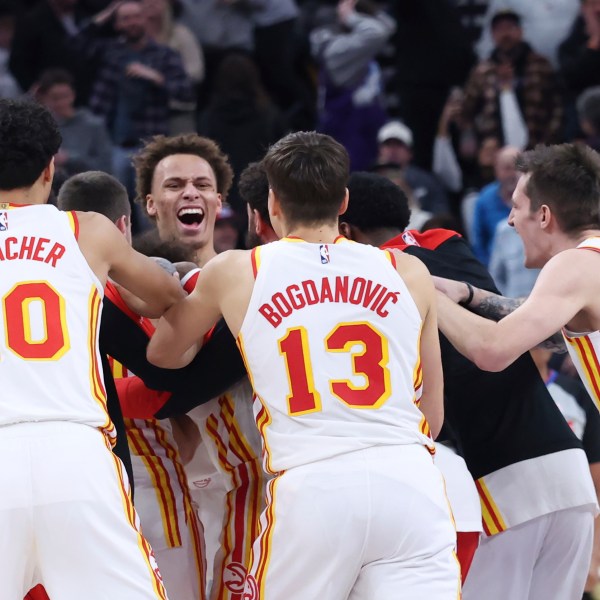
left=238, top=237, right=433, bottom=473
left=0, top=204, right=111, bottom=434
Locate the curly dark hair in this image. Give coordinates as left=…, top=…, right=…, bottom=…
left=238, top=161, right=270, bottom=226
left=344, top=172, right=411, bottom=232
left=0, top=98, right=62, bottom=190
left=133, top=133, right=234, bottom=215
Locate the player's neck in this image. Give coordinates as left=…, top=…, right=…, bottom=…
left=0, top=186, right=48, bottom=205
left=193, top=245, right=217, bottom=268
left=284, top=222, right=341, bottom=244
left=552, top=227, right=600, bottom=257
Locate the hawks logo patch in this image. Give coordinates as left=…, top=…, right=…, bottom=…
left=243, top=573, right=259, bottom=600
left=224, top=562, right=248, bottom=593
left=0, top=211, right=7, bottom=232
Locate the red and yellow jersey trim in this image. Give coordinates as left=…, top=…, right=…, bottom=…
left=384, top=249, right=397, bottom=269
left=250, top=246, right=262, bottom=279
left=475, top=477, right=507, bottom=536
left=0, top=202, right=33, bottom=209
left=126, top=419, right=183, bottom=548
left=237, top=333, right=276, bottom=474
left=87, top=286, right=113, bottom=441
left=104, top=436, right=168, bottom=600
left=254, top=474, right=282, bottom=599
left=576, top=236, right=600, bottom=253
left=66, top=210, right=80, bottom=240
left=564, top=332, right=600, bottom=412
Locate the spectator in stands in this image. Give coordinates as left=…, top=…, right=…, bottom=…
left=9, top=0, right=96, bottom=103
left=142, top=0, right=204, bottom=134
left=88, top=0, right=193, bottom=229
left=559, top=0, right=600, bottom=139
left=391, top=0, right=475, bottom=170
left=559, top=0, right=600, bottom=95
left=0, top=0, right=20, bottom=99
left=461, top=9, right=563, bottom=149
left=470, top=145, right=519, bottom=265
left=178, top=0, right=258, bottom=113
left=577, top=85, right=600, bottom=151
left=476, top=0, right=580, bottom=67
left=35, top=68, right=113, bottom=187
left=311, top=0, right=395, bottom=171
left=197, top=51, right=287, bottom=221
left=374, top=119, right=450, bottom=215
left=252, top=0, right=314, bottom=130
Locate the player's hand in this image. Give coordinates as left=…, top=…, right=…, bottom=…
left=432, top=276, right=471, bottom=304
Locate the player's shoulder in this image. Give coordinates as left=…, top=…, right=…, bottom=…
left=543, top=245, right=600, bottom=279
left=74, top=210, right=118, bottom=236
left=201, top=248, right=254, bottom=279
left=387, top=248, right=430, bottom=278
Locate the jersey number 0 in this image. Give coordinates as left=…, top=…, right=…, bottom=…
left=278, top=322, right=391, bottom=415
left=2, top=281, right=70, bottom=361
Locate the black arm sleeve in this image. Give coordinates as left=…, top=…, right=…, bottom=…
left=100, top=297, right=247, bottom=411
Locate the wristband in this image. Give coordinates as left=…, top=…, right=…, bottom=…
left=459, top=281, right=474, bottom=307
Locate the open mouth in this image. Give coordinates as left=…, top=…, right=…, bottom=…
left=177, top=207, right=205, bottom=228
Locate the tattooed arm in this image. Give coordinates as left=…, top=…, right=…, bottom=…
left=432, top=276, right=567, bottom=353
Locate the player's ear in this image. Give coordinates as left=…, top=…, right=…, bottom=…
left=114, top=214, right=129, bottom=237
left=539, top=204, right=551, bottom=230
left=338, top=188, right=349, bottom=216
left=338, top=221, right=352, bottom=240
left=254, top=210, right=265, bottom=236
left=268, top=188, right=280, bottom=218
left=43, top=158, right=55, bottom=184
left=146, top=194, right=157, bottom=217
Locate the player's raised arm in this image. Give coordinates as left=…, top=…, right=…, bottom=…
left=392, top=250, right=444, bottom=438
left=436, top=250, right=589, bottom=372
left=76, top=211, right=184, bottom=317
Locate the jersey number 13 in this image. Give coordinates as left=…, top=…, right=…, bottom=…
left=278, top=322, right=391, bottom=415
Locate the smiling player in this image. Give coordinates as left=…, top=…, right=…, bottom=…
left=134, top=134, right=230, bottom=266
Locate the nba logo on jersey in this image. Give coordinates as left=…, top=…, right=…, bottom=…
left=319, top=244, right=330, bottom=264
left=401, top=231, right=419, bottom=246
left=0, top=211, right=7, bottom=232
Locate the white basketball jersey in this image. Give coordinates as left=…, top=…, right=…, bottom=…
left=563, top=237, right=600, bottom=413
left=238, top=237, right=434, bottom=473
left=0, top=204, right=112, bottom=436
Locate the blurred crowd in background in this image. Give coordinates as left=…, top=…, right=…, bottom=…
left=2, top=0, right=600, bottom=298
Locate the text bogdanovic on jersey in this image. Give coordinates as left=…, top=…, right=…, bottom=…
left=238, top=237, right=434, bottom=475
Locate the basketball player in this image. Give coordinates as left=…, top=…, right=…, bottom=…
left=340, top=171, right=598, bottom=599
left=56, top=171, right=206, bottom=600
left=434, top=144, right=600, bottom=413
left=133, top=134, right=265, bottom=599
left=239, top=161, right=483, bottom=586
left=148, top=131, right=461, bottom=599
left=0, top=99, right=186, bottom=598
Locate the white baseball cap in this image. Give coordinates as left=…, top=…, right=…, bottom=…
left=377, top=121, right=413, bottom=147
